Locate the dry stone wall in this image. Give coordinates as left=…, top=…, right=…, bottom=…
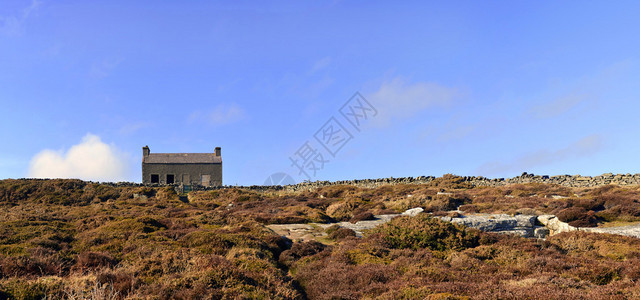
left=277, top=172, right=640, bottom=192
left=83, top=172, right=640, bottom=192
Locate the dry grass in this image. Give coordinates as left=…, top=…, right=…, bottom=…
left=289, top=218, right=640, bottom=299
left=1, top=178, right=640, bottom=299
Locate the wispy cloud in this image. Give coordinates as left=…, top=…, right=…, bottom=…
left=0, top=0, right=42, bottom=37
left=89, top=58, right=124, bottom=79
left=189, top=103, right=247, bottom=126
left=436, top=124, right=476, bottom=143
left=529, top=93, right=589, bottom=119
left=308, top=56, right=331, bottom=75
left=367, top=78, right=458, bottom=127
left=28, top=134, right=128, bottom=182
left=477, top=134, right=604, bottom=175
left=119, top=121, right=151, bottom=136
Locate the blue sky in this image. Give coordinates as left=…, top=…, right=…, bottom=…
left=2, top=1, right=640, bottom=185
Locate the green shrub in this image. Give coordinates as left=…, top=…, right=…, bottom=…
left=324, top=224, right=341, bottom=235
left=0, top=280, right=52, bottom=300
left=328, top=228, right=356, bottom=240
left=368, top=215, right=479, bottom=251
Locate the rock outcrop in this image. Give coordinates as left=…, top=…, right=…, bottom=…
left=268, top=208, right=640, bottom=242
left=449, top=213, right=640, bottom=239
left=583, top=224, right=640, bottom=239
left=537, top=215, right=577, bottom=235
left=438, top=214, right=544, bottom=238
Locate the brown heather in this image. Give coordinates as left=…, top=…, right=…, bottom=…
left=0, top=177, right=639, bottom=299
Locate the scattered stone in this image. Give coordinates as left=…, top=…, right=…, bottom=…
left=437, top=214, right=541, bottom=238
left=534, top=227, right=550, bottom=239
left=515, top=215, right=537, bottom=227
left=499, top=229, right=534, bottom=238
left=582, top=224, right=640, bottom=239
left=537, top=215, right=576, bottom=235
left=133, top=193, right=148, bottom=200
left=268, top=209, right=640, bottom=243
left=402, top=207, right=424, bottom=217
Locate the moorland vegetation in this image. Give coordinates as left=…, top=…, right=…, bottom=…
left=1, top=176, right=639, bottom=299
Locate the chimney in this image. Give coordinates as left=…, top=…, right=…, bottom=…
left=143, top=146, right=150, bottom=157
left=215, top=147, right=221, bottom=157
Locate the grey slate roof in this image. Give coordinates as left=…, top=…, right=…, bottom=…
left=143, top=153, right=222, bottom=164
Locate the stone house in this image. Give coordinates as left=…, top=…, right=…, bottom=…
left=142, top=146, right=222, bottom=186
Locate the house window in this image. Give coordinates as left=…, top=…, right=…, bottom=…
left=151, top=174, right=159, bottom=183
left=166, top=174, right=175, bottom=184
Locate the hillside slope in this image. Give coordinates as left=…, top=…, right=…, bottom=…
left=0, top=178, right=639, bottom=299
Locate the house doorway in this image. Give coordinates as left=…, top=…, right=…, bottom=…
left=166, top=174, right=175, bottom=184
left=201, top=175, right=210, bottom=186
left=182, top=174, right=190, bottom=185
left=151, top=174, right=159, bottom=184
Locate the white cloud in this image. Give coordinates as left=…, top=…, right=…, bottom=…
left=189, top=103, right=247, bottom=126
left=0, top=0, right=42, bottom=37
left=477, top=134, right=604, bottom=175
left=28, top=134, right=128, bottom=182
left=367, top=78, right=459, bottom=127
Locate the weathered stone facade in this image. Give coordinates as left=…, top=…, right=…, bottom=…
left=141, top=146, right=222, bottom=187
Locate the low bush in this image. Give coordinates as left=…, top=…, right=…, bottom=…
left=73, top=251, right=118, bottom=272
left=368, top=215, right=479, bottom=252
left=349, top=211, right=375, bottom=223
left=556, top=207, right=598, bottom=227
left=328, top=228, right=357, bottom=240
left=458, top=204, right=478, bottom=213
left=324, top=224, right=340, bottom=235
left=279, top=240, right=327, bottom=266
left=96, top=270, right=135, bottom=296
left=325, top=201, right=357, bottom=221
left=426, top=174, right=473, bottom=189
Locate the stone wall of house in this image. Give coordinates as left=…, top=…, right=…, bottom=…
left=142, top=163, right=222, bottom=187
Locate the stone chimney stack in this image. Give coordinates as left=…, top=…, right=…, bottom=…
left=143, top=145, right=150, bottom=157
left=215, top=147, right=221, bottom=157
